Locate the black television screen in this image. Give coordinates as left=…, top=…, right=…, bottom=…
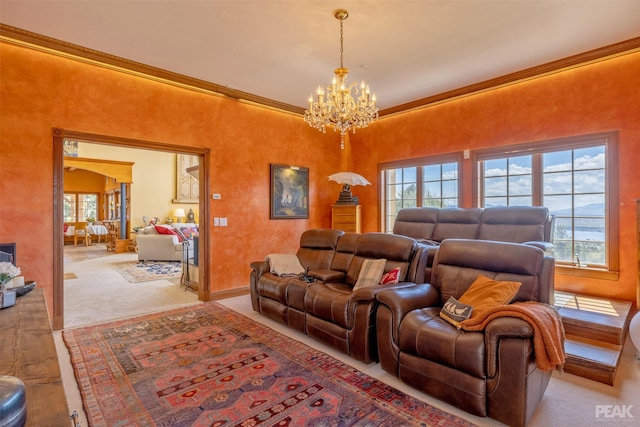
left=0, top=243, right=16, bottom=265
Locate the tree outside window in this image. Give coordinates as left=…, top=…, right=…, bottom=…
left=64, top=193, right=98, bottom=222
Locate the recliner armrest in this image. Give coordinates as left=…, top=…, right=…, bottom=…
left=523, top=241, right=554, bottom=252
left=376, top=284, right=440, bottom=337
left=309, top=269, right=345, bottom=282
left=350, top=282, right=419, bottom=302
left=250, top=261, right=270, bottom=278
left=485, top=317, right=534, bottom=378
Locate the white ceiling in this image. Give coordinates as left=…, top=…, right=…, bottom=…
left=1, top=1, right=639, bottom=111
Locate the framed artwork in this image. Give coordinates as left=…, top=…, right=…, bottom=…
left=173, top=154, right=199, bottom=203
left=270, top=164, right=309, bottom=219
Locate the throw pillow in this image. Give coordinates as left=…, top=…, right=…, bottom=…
left=142, top=225, right=158, bottom=234
left=173, top=228, right=188, bottom=242
left=353, top=259, right=387, bottom=291
left=380, top=267, right=401, bottom=285
left=458, top=274, right=521, bottom=320
left=440, top=296, right=474, bottom=329
left=154, top=225, right=183, bottom=241
left=178, top=226, right=199, bottom=238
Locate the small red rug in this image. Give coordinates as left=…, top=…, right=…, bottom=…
left=63, top=302, right=476, bottom=426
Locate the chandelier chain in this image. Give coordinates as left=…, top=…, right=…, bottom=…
left=339, top=18, right=344, bottom=69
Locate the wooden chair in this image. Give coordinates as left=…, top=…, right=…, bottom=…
left=105, top=222, right=118, bottom=251
left=73, top=222, right=91, bottom=247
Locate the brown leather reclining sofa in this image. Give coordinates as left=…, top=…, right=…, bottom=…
left=250, top=229, right=429, bottom=363
left=393, top=206, right=555, bottom=282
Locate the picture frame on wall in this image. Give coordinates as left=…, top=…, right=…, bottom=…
left=270, top=164, right=309, bottom=219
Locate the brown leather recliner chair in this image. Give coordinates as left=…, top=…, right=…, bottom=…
left=376, top=239, right=557, bottom=427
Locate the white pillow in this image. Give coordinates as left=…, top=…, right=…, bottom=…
left=353, top=259, right=387, bottom=290
left=141, top=226, right=158, bottom=234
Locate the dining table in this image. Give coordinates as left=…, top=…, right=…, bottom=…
left=64, top=224, right=109, bottom=242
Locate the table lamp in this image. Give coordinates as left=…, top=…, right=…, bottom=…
left=174, top=208, right=186, bottom=223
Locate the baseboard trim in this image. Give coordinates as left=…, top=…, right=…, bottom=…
left=209, top=287, right=250, bottom=301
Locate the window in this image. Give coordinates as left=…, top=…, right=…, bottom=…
left=481, top=155, right=533, bottom=207
left=380, top=155, right=461, bottom=232
left=475, top=132, right=618, bottom=277
left=543, top=146, right=606, bottom=267
left=64, top=193, right=98, bottom=222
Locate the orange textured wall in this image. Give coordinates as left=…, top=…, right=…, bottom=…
left=350, top=52, right=640, bottom=303
left=1, top=41, right=638, bottom=316
left=0, top=42, right=343, bottom=315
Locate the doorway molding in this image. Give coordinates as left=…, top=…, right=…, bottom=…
left=52, top=127, right=211, bottom=330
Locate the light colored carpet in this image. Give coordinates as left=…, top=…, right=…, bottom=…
left=62, top=244, right=199, bottom=328
left=110, top=260, right=182, bottom=283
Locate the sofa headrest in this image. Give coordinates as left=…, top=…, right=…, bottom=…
left=432, top=208, right=483, bottom=241
left=437, top=207, right=483, bottom=224
left=354, top=233, right=416, bottom=261
left=392, top=208, right=440, bottom=239
left=299, top=229, right=344, bottom=250
left=432, top=239, right=545, bottom=305
left=481, top=206, right=549, bottom=225
left=336, top=233, right=359, bottom=253
left=345, top=233, right=417, bottom=285
left=395, top=207, right=440, bottom=223
left=478, top=206, right=549, bottom=243
left=330, top=233, right=359, bottom=273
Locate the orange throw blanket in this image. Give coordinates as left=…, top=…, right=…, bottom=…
left=460, top=301, right=565, bottom=372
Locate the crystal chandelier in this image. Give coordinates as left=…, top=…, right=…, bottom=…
left=304, top=9, right=378, bottom=149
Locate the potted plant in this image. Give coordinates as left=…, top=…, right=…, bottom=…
left=0, top=261, right=21, bottom=308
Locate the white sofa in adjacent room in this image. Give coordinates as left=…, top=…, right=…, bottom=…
left=136, top=223, right=197, bottom=262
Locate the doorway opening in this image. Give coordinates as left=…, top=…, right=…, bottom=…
left=52, top=128, right=210, bottom=330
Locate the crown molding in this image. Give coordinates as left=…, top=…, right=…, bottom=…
left=379, top=37, right=640, bottom=117
left=2, top=24, right=638, bottom=118
left=0, top=24, right=305, bottom=116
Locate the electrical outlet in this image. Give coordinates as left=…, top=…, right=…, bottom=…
left=212, top=193, right=221, bottom=200
left=220, top=217, right=227, bottom=226
left=214, top=217, right=220, bottom=226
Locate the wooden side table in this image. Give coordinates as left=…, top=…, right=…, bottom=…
left=114, top=239, right=130, bottom=253
left=0, top=289, right=71, bottom=425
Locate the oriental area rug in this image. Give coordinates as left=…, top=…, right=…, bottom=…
left=63, top=302, right=476, bottom=427
left=111, top=260, right=182, bottom=283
